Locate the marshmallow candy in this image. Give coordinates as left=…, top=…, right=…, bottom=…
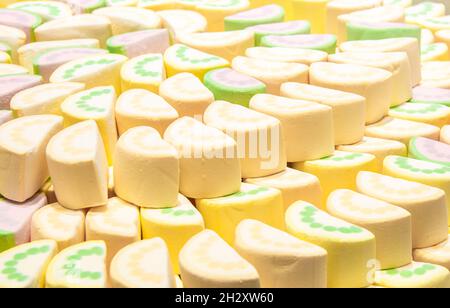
left=31, top=203, right=85, bottom=251
left=0, top=240, right=57, bottom=288
left=411, top=86, right=450, bottom=107
left=421, top=61, right=450, bottom=89
left=179, top=230, right=260, bottom=288
left=442, top=125, right=450, bottom=144
left=232, top=56, right=308, bottom=95
left=105, top=0, right=137, bottom=6
left=309, top=62, right=392, bottom=124
left=194, top=0, right=250, bottom=32
left=34, top=14, right=111, bottom=47
left=159, top=72, right=214, bottom=117
left=141, top=194, right=205, bottom=274
left=389, top=103, right=450, bottom=128
left=0, top=63, right=28, bottom=76
left=0, top=193, right=47, bottom=252
left=156, top=9, right=207, bottom=42
left=0, top=51, right=11, bottom=64
left=260, top=34, right=337, bottom=54
left=436, top=30, right=450, bottom=53
left=46, top=120, right=108, bottom=210
left=245, top=47, right=327, bottom=64
left=327, top=189, right=412, bottom=269
left=246, top=21, right=311, bottom=46
left=110, top=238, right=176, bottom=288
left=106, top=29, right=170, bottom=58
left=120, top=53, right=166, bottom=93
left=285, top=201, right=376, bottom=288
left=0, top=8, right=42, bottom=43
left=0, top=25, right=26, bottom=62
left=115, top=89, right=178, bottom=136
left=114, top=126, right=179, bottom=208
left=8, top=1, right=72, bottom=22
left=235, top=219, right=327, bottom=288
left=405, top=1, right=446, bottom=25
left=203, top=68, right=266, bottom=107
left=346, top=21, right=420, bottom=42
left=421, top=43, right=449, bottom=62
left=204, top=100, right=287, bottom=178
left=249, top=94, right=334, bottom=162
left=62, top=0, right=107, bottom=14
left=196, top=183, right=284, bottom=244
left=0, top=115, right=62, bottom=202
left=414, top=236, right=450, bottom=270
left=291, top=0, right=329, bottom=34
left=138, top=0, right=175, bottom=10
left=0, top=110, right=12, bottom=125
left=164, top=117, right=240, bottom=199
left=422, top=28, right=435, bottom=46
left=365, top=117, right=440, bottom=145
left=10, top=82, right=85, bottom=117
left=50, top=54, right=127, bottom=93
left=224, top=4, right=284, bottom=31
left=0, top=74, right=42, bottom=109
left=292, top=151, right=377, bottom=204
left=45, top=241, right=107, bottom=288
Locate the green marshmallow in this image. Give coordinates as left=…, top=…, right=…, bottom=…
left=347, top=21, right=421, bottom=42
left=224, top=4, right=284, bottom=31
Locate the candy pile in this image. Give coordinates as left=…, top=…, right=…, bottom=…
left=0, top=0, right=449, bottom=289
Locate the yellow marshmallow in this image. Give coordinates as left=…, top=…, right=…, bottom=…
left=156, top=9, right=207, bottom=42
left=388, top=103, right=450, bottom=128
left=291, top=0, right=329, bottom=34
left=414, top=235, right=450, bottom=270
left=0, top=63, right=28, bottom=76
left=421, top=43, right=449, bottom=62
left=138, top=0, right=175, bottom=10
left=0, top=51, right=10, bottom=64
left=0, top=24, right=26, bottom=63
left=441, top=125, right=450, bottom=144
left=194, top=0, right=250, bottom=32
left=245, top=47, right=328, bottom=65
left=421, top=61, right=450, bottom=89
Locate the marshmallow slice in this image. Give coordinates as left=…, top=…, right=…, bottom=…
left=0, top=63, right=28, bottom=76
left=261, top=34, right=337, bottom=54
left=405, top=1, right=445, bottom=25
left=224, top=4, right=284, bottom=31
left=156, top=9, right=207, bottom=41
left=421, top=43, right=448, bottom=62
left=245, top=20, right=311, bottom=46
left=245, top=47, right=327, bottom=64
left=0, top=110, right=12, bottom=126
left=8, top=1, right=73, bottom=22
left=0, top=8, right=42, bottom=43
left=389, top=102, right=450, bottom=128
left=0, top=74, right=42, bottom=109
left=194, top=0, right=250, bottom=32
left=414, top=236, right=450, bottom=270
left=421, top=61, right=450, bottom=89
left=106, top=29, right=170, bottom=58
left=441, top=125, right=450, bottom=144
left=411, top=86, right=450, bottom=107
left=0, top=25, right=26, bottom=63
left=120, top=53, right=166, bottom=93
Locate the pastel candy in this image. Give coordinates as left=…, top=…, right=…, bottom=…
left=327, top=189, right=412, bottom=269
left=107, top=29, right=170, bottom=58
left=419, top=16, right=450, bottom=33
left=231, top=56, right=308, bottom=95
left=411, top=86, right=450, bottom=107
left=244, top=167, right=321, bottom=209
left=34, top=14, right=111, bottom=47
left=224, top=4, right=284, bottom=31
left=436, top=29, right=450, bottom=53
left=62, top=0, right=106, bottom=14
left=164, top=117, right=240, bottom=199
left=337, top=137, right=407, bottom=172
left=196, top=183, right=284, bottom=245
left=245, top=47, right=327, bottom=64
left=203, top=68, right=266, bottom=107
left=46, top=120, right=109, bottom=210
left=421, top=61, right=450, bottom=89
left=422, top=28, right=435, bottom=46
left=0, top=115, right=62, bottom=202
left=158, top=72, right=214, bottom=117
left=409, top=137, right=450, bottom=167
left=0, top=240, right=57, bottom=288
left=280, top=83, right=366, bottom=145
left=0, top=193, right=47, bottom=252
left=0, top=8, right=42, bottom=43
left=309, top=62, right=393, bottom=124
left=405, top=1, right=446, bottom=25
left=45, top=240, right=107, bottom=288
left=115, top=89, right=178, bottom=136
left=138, top=0, right=175, bottom=11
left=414, top=236, right=450, bottom=270
left=50, top=53, right=127, bottom=93
left=105, top=0, right=136, bottom=6
left=0, top=110, right=12, bottom=125
left=156, top=9, right=207, bottom=41
left=292, top=151, right=377, bottom=205
left=194, top=0, right=250, bottom=32
left=291, top=0, right=329, bottom=34
left=235, top=219, right=327, bottom=288
left=120, top=53, right=166, bottom=93
left=346, top=21, right=420, bottom=42
left=365, top=117, right=440, bottom=145
left=114, top=126, right=179, bottom=208
left=61, top=86, right=118, bottom=165
left=375, top=262, right=450, bottom=288
left=383, top=0, right=413, bottom=8
left=0, top=74, right=42, bottom=109
left=30, top=203, right=85, bottom=251
left=442, top=125, right=450, bottom=144
left=246, top=21, right=311, bottom=46
left=10, top=82, right=85, bottom=117
left=260, top=34, right=337, bottom=54
left=389, top=103, right=450, bottom=128
left=8, top=1, right=72, bottom=22
left=0, top=25, right=26, bottom=62
left=0, top=63, right=28, bottom=76
left=110, top=238, right=176, bottom=288
left=285, top=201, right=376, bottom=288
left=0, top=51, right=12, bottom=64
left=141, top=194, right=205, bottom=274
left=204, top=100, right=287, bottom=178
left=421, top=43, right=449, bottom=62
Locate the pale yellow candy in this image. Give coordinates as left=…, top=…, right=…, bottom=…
left=179, top=229, right=260, bottom=288
left=285, top=201, right=376, bottom=288
left=245, top=47, right=328, bottom=65
left=365, top=117, right=440, bottom=145
left=441, top=125, right=450, bottom=144
left=141, top=194, right=205, bottom=274
left=235, top=219, right=327, bottom=288
left=0, top=24, right=26, bottom=63
left=45, top=241, right=107, bottom=288
left=0, top=115, right=63, bottom=202
left=115, top=89, right=178, bottom=136
left=280, top=82, right=366, bottom=145
left=114, top=126, right=179, bottom=208
left=61, top=86, right=118, bottom=165
left=422, top=28, right=435, bottom=46
left=8, top=1, right=73, bottom=21
left=138, top=0, right=175, bottom=10
left=0, top=240, right=57, bottom=288
left=337, top=137, right=407, bottom=172
left=405, top=2, right=445, bottom=25
left=421, top=61, right=450, bottom=89
left=249, top=94, right=334, bottom=162
left=416, top=16, right=450, bottom=33
left=195, top=0, right=250, bottom=32
left=110, top=238, right=176, bottom=288
left=388, top=103, right=450, bottom=128
left=11, top=82, right=85, bottom=117
left=106, top=0, right=138, bottom=6
left=164, top=117, right=241, bottom=199
left=0, top=63, right=28, bottom=76
left=46, top=120, right=109, bottom=210
left=120, top=53, right=166, bottom=93
left=31, top=203, right=85, bottom=251
left=291, top=0, right=329, bottom=34
left=204, top=100, right=287, bottom=178
left=309, top=62, right=393, bottom=124
left=414, top=236, right=450, bottom=270
left=292, top=151, right=377, bottom=206
left=156, top=9, right=207, bottom=42
left=421, top=43, right=449, bottom=62
left=232, top=56, right=309, bottom=95
left=0, top=109, right=12, bottom=125
left=0, top=51, right=10, bottom=64
left=436, top=30, right=450, bottom=53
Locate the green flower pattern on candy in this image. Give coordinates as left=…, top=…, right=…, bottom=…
left=407, top=2, right=434, bottom=18
left=391, top=103, right=445, bottom=114
left=63, top=246, right=104, bottom=280
left=321, top=153, right=364, bottom=162
left=394, top=157, right=450, bottom=174
left=14, top=2, right=61, bottom=16
left=202, top=0, right=241, bottom=8
left=160, top=208, right=196, bottom=217
left=230, top=186, right=269, bottom=198
left=133, top=56, right=161, bottom=78
left=1, top=245, right=51, bottom=282
left=62, top=58, right=117, bottom=79
left=175, top=46, right=221, bottom=64
left=384, top=264, right=436, bottom=278
left=74, top=88, right=112, bottom=113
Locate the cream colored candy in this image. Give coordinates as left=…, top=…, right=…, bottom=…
left=285, top=201, right=376, bottom=288
left=195, top=0, right=250, bottom=32
left=8, top=1, right=72, bottom=22
left=114, top=126, right=179, bottom=208
left=422, top=28, right=435, bottom=46
left=0, top=51, right=10, bottom=64
left=156, top=9, right=207, bottom=41
left=436, top=30, right=450, bottom=53
left=0, top=115, right=63, bottom=202
left=0, top=74, right=42, bottom=109
left=179, top=229, right=260, bottom=288
left=280, top=82, right=366, bottom=145
left=46, top=120, right=108, bottom=210
left=0, top=110, right=12, bottom=125
left=235, top=219, right=327, bottom=288
left=442, top=125, right=450, bottom=144
left=421, top=61, right=450, bottom=89
left=106, top=0, right=137, bottom=6
left=406, top=1, right=446, bottom=25
left=389, top=103, right=450, bottom=128
left=0, top=63, right=27, bottom=76
left=249, top=94, right=334, bottom=162
left=232, top=56, right=309, bottom=95
left=115, top=89, right=178, bottom=136
left=204, top=100, right=287, bottom=178
left=0, top=24, right=26, bottom=63
left=31, top=203, right=85, bottom=251
left=421, top=43, right=449, bottom=62
left=138, top=0, right=175, bottom=10
left=110, top=238, right=176, bottom=288
left=414, top=236, right=450, bottom=270
left=245, top=47, right=328, bottom=65
left=164, top=117, right=240, bottom=199
left=120, top=53, right=166, bottom=93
